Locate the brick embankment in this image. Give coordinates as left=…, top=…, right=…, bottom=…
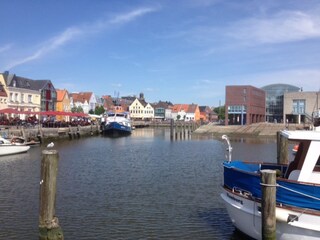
left=194, top=122, right=309, bottom=138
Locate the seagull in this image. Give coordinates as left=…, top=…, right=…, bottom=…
left=47, top=142, right=54, bottom=148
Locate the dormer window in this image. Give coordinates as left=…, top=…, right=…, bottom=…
left=13, top=80, right=16, bottom=87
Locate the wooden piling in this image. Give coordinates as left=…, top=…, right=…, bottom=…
left=21, top=126, right=26, bottom=139
left=170, top=119, right=174, bottom=140
left=68, top=125, right=73, bottom=139
left=39, top=150, right=64, bottom=240
left=261, top=169, right=276, bottom=240
left=76, top=125, right=80, bottom=138
left=277, top=131, right=288, bottom=164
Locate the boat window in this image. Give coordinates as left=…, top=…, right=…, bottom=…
left=314, top=155, right=320, bottom=172
left=317, top=155, right=320, bottom=166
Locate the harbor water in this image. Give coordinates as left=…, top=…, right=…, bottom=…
left=0, top=128, right=279, bottom=239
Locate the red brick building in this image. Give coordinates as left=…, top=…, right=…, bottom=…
left=225, top=85, right=266, bottom=125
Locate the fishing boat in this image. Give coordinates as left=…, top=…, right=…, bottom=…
left=0, top=137, right=30, bottom=156
left=101, top=112, right=132, bottom=136
left=220, top=128, right=320, bottom=240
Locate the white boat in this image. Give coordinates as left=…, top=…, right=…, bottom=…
left=100, top=112, right=132, bottom=136
left=220, top=127, right=320, bottom=240
left=10, top=136, right=40, bottom=146
left=0, top=137, right=30, bottom=156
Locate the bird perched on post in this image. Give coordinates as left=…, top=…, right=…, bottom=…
left=47, top=142, right=54, bottom=148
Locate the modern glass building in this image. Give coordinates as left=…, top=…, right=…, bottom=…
left=261, top=84, right=300, bottom=123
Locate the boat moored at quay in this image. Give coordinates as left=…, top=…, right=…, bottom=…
left=100, top=112, right=132, bottom=136
left=0, top=136, right=30, bottom=156
left=220, top=127, right=320, bottom=240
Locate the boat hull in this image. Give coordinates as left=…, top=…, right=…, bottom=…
left=0, top=145, right=30, bottom=156
left=221, top=188, right=320, bottom=240
left=101, top=122, right=131, bottom=136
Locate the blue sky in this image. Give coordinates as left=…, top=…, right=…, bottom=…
left=1, top=0, right=320, bottom=107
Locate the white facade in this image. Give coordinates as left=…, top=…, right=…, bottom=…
left=165, top=108, right=173, bottom=120
left=129, top=98, right=154, bottom=120
left=88, top=94, right=97, bottom=112
left=143, top=103, right=154, bottom=119
left=172, top=110, right=186, bottom=120
left=185, top=112, right=196, bottom=121
left=0, top=74, right=8, bottom=110
left=70, top=98, right=89, bottom=113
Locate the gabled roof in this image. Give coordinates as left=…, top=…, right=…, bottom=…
left=102, top=95, right=114, bottom=109
left=134, top=98, right=149, bottom=107
left=56, top=89, right=69, bottom=102
left=172, top=104, right=189, bottom=113
left=187, top=104, right=198, bottom=113
left=154, top=101, right=172, bottom=109
left=172, top=104, right=199, bottom=113
left=70, top=92, right=93, bottom=103
left=5, top=74, right=53, bottom=91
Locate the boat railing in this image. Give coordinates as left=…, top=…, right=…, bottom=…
left=222, top=135, right=232, bottom=162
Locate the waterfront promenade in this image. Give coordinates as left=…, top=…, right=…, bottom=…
left=193, top=122, right=310, bottom=137
left=0, top=121, right=310, bottom=141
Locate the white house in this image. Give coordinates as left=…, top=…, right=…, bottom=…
left=70, top=92, right=96, bottom=114
left=129, top=98, right=154, bottom=120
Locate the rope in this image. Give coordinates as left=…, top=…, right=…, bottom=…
left=260, top=182, right=320, bottom=201
left=277, top=184, right=320, bottom=201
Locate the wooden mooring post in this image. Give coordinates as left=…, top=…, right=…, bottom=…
left=39, top=150, right=64, bottom=240
left=261, top=169, right=276, bottom=240
left=169, top=120, right=193, bottom=140
left=277, top=131, right=288, bottom=164
left=170, top=119, right=174, bottom=140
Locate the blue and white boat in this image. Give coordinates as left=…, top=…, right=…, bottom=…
left=220, top=127, right=320, bottom=240
left=101, top=112, right=132, bottom=136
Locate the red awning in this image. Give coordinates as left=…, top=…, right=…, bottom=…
left=38, top=111, right=88, bottom=117
left=0, top=108, right=20, bottom=114
left=0, top=108, right=88, bottom=117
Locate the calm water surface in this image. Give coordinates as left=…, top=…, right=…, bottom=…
left=0, top=128, right=280, bottom=239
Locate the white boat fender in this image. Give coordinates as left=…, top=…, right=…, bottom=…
left=276, top=208, right=299, bottom=223
left=276, top=208, right=289, bottom=223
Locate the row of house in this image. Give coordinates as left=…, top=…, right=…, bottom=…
left=0, top=72, right=217, bottom=122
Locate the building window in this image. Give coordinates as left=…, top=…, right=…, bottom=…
left=292, top=100, right=305, bottom=114
left=28, top=95, right=32, bottom=103
left=228, top=105, right=247, bottom=113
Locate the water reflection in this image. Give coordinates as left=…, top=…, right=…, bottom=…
left=0, top=128, right=280, bottom=239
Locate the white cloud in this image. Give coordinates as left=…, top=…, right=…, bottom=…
left=109, top=7, right=158, bottom=25
left=228, top=10, right=320, bottom=45
left=0, top=44, right=12, bottom=53
left=5, top=7, right=158, bottom=69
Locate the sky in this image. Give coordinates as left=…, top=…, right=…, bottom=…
left=1, top=0, right=320, bottom=107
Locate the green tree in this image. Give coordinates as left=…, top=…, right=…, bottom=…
left=214, top=105, right=225, bottom=120
left=71, top=106, right=84, bottom=113
left=94, top=106, right=105, bottom=115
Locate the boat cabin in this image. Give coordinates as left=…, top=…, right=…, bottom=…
left=282, top=130, right=320, bottom=183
